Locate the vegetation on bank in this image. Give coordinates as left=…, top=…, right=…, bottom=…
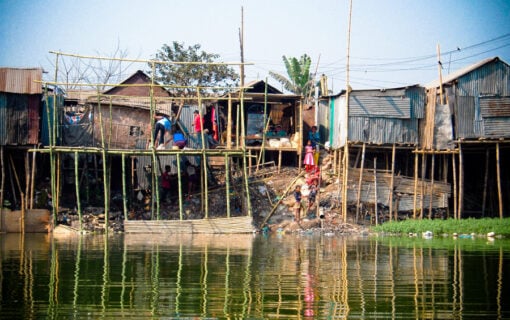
left=371, top=217, right=510, bottom=236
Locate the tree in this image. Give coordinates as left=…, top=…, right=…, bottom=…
left=47, top=40, right=137, bottom=91
left=149, top=42, right=239, bottom=98
left=269, top=54, right=313, bottom=98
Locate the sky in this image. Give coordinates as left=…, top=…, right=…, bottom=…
left=1, top=0, right=509, bottom=92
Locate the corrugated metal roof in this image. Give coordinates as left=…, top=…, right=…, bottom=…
left=0, top=68, right=42, bottom=94
left=425, top=57, right=505, bottom=89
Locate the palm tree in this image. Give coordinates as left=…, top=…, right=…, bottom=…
left=269, top=54, right=313, bottom=98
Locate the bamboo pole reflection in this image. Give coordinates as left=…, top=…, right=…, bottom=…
left=120, top=236, right=127, bottom=315
left=413, top=244, right=419, bottom=319
left=452, top=242, right=458, bottom=317
left=223, top=246, right=230, bottom=317
left=150, top=243, right=160, bottom=316
left=47, top=237, right=58, bottom=318
left=72, top=235, right=82, bottom=317
left=201, top=244, right=209, bottom=317
left=497, top=246, right=503, bottom=319
left=389, top=244, right=395, bottom=319
left=175, top=242, right=183, bottom=316
left=356, top=243, right=366, bottom=319
left=242, top=243, right=252, bottom=318
left=101, top=236, right=109, bottom=317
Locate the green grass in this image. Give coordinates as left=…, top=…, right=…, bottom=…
left=371, top=217, right=510, bottom=236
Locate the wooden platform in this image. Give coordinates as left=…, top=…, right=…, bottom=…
left=124, top=216, right=255, bottom=234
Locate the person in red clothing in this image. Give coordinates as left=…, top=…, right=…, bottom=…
left=193, top=110, right=204, bottom=148
left=193, top=110, right=203, bottom=133
left=160, top=165, right=172, bottom=203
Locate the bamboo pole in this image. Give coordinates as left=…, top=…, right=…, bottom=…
left=389, top=143, right=396, bottom=222
left=428, top=154, right=435, bottom=219
left=452, top=152, right=458, bottom=219
left=496, top=143, right=503, bottom=219
left=413, top=150, right=419, bottom=219
left=227, top=94, right=232, bottom=149
left=74, top=151, right=82, bottom=230
left=482, top=148, right=489, bottom=217
left=97, top=86, right=110, bottom=227
left=177, top=153, right=183, bottom=220
left=25, top=152, right=30, bottom=210
left=121, top=153, right=128, bottom=220
left=225, top=154, right=231, bottom=218
left=437, top=44, right=445, bottom=105
left=374, top=157, right=378, bottom=225
left=355, top=143, right=366, bottom=224
left=458, top=144, right=464, bottom=219
left=342, top=143, right=349, bottom=223
left=420, top=153, right=426, bottom=219
left=30, top=147, right=36, bottom=209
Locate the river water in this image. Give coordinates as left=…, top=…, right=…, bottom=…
left=0, top=232, right=508, bottom=319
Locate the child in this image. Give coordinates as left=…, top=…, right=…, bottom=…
left=293, top=185, right=302, bottom=222
left=185, top=161, right=198, bottom=200
left=303, top=140, right=315, bottom=172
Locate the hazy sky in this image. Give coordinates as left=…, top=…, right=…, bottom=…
left=1, top=0, right=509, bottom=91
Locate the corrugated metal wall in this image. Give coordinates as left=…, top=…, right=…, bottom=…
left=0, top=68, right=42, bottom=95
left=0, top=92, right=41, bottom=145
left=452, top=60, right=510, bottom=139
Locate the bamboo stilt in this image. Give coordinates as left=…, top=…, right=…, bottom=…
left=389, top=143, right=396, bottom=222
left=413, top=150, right=419, bottom=219
left=225, top=154, right=231, bottom=218
left=355, top=143, right=366, bottom=224
left=74, top=151, right=82, bottom=230
left=458, top=144, right=464, bottom=219
left=25, top=152, right=30, bottom=210
left=374, top=157, right=378, bottom=225
left=342, top=143, right=349, bottom=223
left=121, top=154, right=128, bottom=220
left=30, top=147, right=36, bottom=209
left=496, top=143, right=503, bottom=219
left=420, top=153, right=426, bottom=219
left=177, top=153, right=183, bottom=220
left=452, top=152, right=458, bottom=219
left=429, top=154, right=435, bottom=219
left=482, top=148, right=489, bottom=217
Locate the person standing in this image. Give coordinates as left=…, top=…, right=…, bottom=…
left=303, top=140, right=316, bottom=172
left=154, top=113, right=171, bottom=149
left=193, top=110, right=204, bottom=148
left=160, top=165, right=172, bottom=203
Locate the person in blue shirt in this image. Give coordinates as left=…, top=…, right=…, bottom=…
left=154, top=113, right=171, bottom=149
left=172, top=128, right=187, bottom=149
left=308, top=126, right=320, bottom=148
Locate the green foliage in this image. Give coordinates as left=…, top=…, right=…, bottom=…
left=149, top=41, right=239, bottom=97
left=269, top=54, right=313, bottom=97
left=372, top=218, right=510, bottom=236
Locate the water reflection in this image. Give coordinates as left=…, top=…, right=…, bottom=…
left=0, top=233, right=508, bottom=319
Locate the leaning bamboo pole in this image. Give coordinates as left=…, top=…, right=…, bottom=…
left=374, top=157, right=378, bottom=225
left=496, top=143, right=503, bottom=219
left=30, top=146, right=36, bottom=209
left=355, top=143, right=366, bottom=223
